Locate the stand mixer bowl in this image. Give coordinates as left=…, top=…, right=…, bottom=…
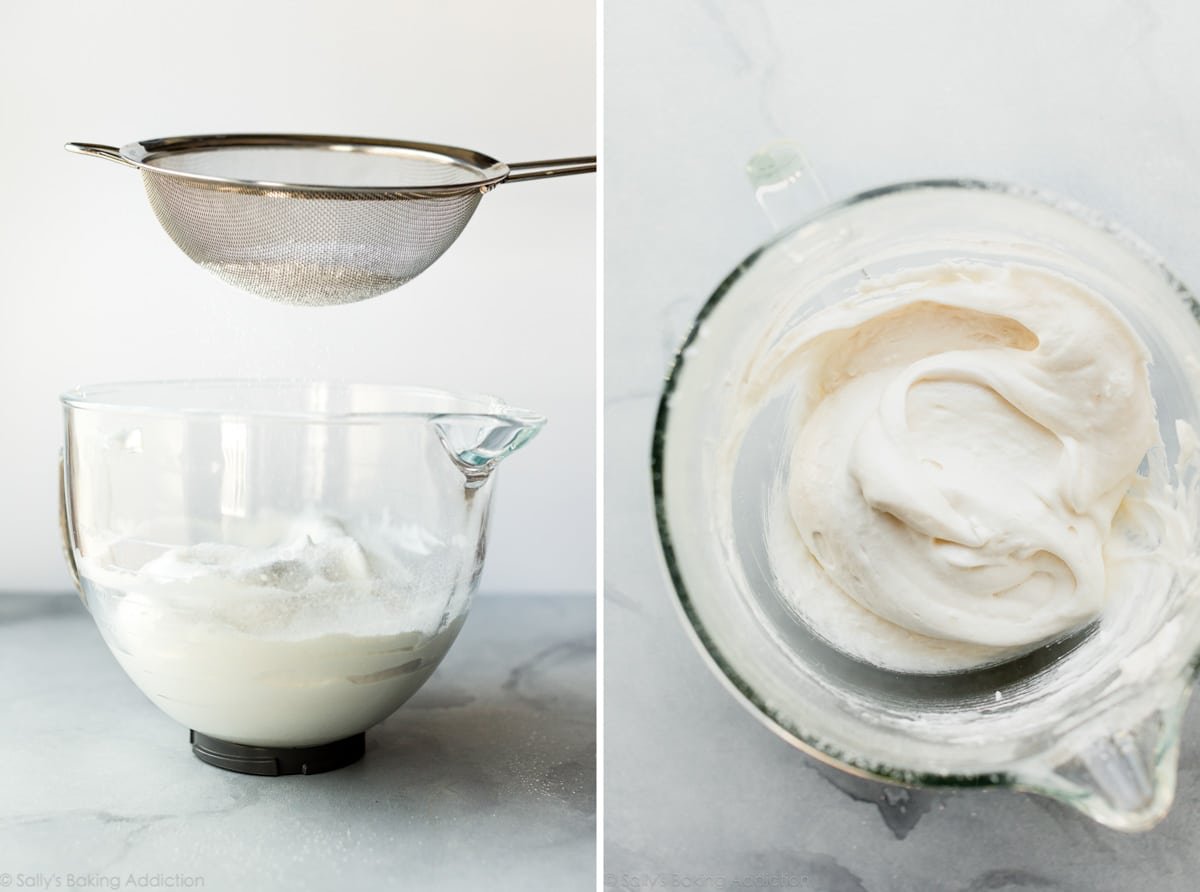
left=654, top=180, right=1200, bottom=830
left=60, top=380, right=544, bottom=775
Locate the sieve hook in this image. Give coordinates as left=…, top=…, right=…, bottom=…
left=64, top=142, right=137, bottom=168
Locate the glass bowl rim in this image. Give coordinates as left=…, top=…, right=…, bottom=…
left=61, top=378, right=546, bottom=427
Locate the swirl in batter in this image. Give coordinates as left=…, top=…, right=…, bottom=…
left=758, top=261, right=1160, bottom=670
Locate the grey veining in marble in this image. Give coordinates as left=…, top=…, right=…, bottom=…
left=0, top=592, right=595, bottom=891
left=605, top=1, right=1200, bottom=890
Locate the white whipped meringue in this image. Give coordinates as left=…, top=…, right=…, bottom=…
left=748, top=261, right=1164, bottom=670
left=76, top=512, right=470, bottom=746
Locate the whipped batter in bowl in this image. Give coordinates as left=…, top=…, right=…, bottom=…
left=78, top=511, right=470, bottom=748
left=759, top=261, right=1161, bottom=673
left=655, top=181, right=1200, bottom=829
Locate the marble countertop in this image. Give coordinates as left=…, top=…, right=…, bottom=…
left=0, top=592, right=595, bottom=891
left=605, top=2, right=1200, bottom=890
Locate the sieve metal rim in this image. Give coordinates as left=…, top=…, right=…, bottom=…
left=92, top=133, right=513, bottom=197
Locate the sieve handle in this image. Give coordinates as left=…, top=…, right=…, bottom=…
left=504, top=156, right=596, bottom=183
left=64, top=142, right=137, bottom=168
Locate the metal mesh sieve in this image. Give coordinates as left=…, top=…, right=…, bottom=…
left=67, top=134, right=595, bottom=306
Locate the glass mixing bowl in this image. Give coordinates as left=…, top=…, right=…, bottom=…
left=59, top=380, right=543, bottom=775
left=654, top=181, right=1200, bottom=830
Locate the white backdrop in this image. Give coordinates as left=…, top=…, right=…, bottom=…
left=0, top=0, right=596, bottom=595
